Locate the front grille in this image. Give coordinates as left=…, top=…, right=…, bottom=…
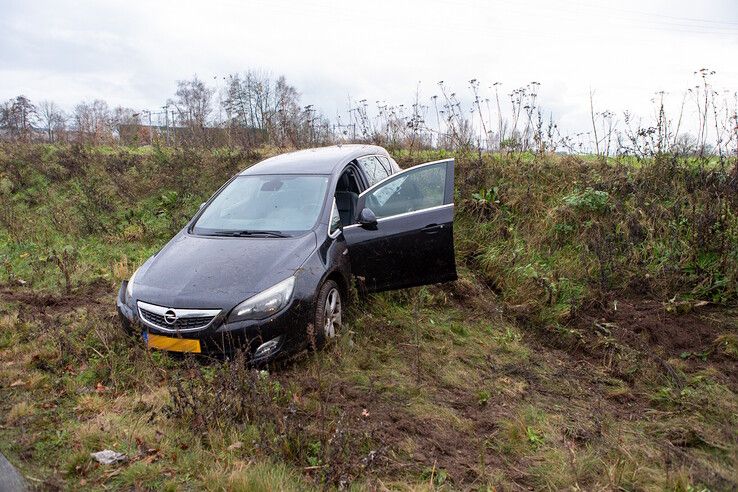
left=139, top=308, right=215, bottom=330
left=136, top=301, right=221, bottom=333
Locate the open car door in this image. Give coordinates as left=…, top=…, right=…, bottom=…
left=342, top=159, right=457, bottom=293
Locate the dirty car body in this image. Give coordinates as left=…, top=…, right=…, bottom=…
left=116, top=145, right=457, bottom=363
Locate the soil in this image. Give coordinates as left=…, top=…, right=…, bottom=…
left=0, top=278, right=112, bottom=316
left=2, top=282, right=736, bottom=489
left=275, top=315, right=659, bottom=489
left=576, top=294, right=738, bottom=390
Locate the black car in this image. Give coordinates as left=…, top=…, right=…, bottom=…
left=116, top=145, right=457, bottom=363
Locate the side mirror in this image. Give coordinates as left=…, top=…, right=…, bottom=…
left=358, top=208, right=377, bottom=228
left=199, top=202, right=206, bottom=210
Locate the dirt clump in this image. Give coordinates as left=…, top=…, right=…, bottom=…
left=0, top=278, right=113, bottom=316
left=577, top=296, right=738, bottom=389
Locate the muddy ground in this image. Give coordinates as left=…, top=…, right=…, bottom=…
left=1, top=281, right=736, bottom=490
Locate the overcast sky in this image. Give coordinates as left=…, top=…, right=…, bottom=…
left=1, top=0, right=737, bottom=133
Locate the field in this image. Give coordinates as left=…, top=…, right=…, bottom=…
left=1, top=144, right=737, bottom=490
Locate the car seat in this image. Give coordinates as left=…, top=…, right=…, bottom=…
left=335, top=174, right=358, bottom=225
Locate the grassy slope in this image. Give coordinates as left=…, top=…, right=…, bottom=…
left=0, top=144, right=736, bottom=490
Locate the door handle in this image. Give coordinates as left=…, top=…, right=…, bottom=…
left=421, top=224, right=443, bottom=234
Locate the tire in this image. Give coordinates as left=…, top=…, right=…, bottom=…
left=312, top=280, right=342, bottom=349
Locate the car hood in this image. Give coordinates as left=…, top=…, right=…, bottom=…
left=133, top=230, right=317, bottom=309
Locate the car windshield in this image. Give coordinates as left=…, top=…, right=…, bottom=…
left=192, top=174, right=329, bottom=236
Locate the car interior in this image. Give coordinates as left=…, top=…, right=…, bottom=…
left=334, top=166, right=362, bottom=225
left=364, top=176, right=419, bottom=217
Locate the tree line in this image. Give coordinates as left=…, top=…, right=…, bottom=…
left=0, top=72, right=334, bottom=148
left=2, top=69, right=736, bottom=157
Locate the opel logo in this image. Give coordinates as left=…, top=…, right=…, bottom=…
left=164, top=309, right=178, bottom=325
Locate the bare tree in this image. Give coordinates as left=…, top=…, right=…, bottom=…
left=273, top=76, right=301, bottom=146
left=73, top=99, right=112, bottom=144
left=111, top=106, right=140, bottom=128
left=38, top=100, right=67, bottom=143
left=170, top=75, right=214, bottom=129
left=222, top=71, right=318, bottom=147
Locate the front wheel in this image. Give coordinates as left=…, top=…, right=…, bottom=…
left=312, top=280, right=342, bottom=349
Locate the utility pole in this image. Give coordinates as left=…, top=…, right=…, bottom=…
left=305, top=104, right=314, bottom=145
left=171, top=109, right=177, bottom=146
left=347, top=97, right=355, bottom=141
left=143, top=110, right=153, bottom=143
left=163, top=105, right=170, bottom=145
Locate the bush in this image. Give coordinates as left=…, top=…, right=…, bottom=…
left=562, top=187, right=611, bottom=214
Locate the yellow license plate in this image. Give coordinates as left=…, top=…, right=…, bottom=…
left=147, top=333, right=201, bottom=353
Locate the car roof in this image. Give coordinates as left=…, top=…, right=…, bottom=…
left=240, top=144, right=390, bottom=175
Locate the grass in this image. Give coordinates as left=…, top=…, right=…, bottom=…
left=1, top=278, right=736, bottom=489
left=0, top=143, right=737, bottom=489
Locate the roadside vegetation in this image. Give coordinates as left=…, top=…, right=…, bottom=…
left=1, top=143, right=737, bottom=490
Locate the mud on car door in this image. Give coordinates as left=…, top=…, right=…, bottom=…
left=342, top=159, right=457, bottom=293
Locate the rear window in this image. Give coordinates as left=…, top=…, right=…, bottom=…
left=357, top=156, right=391, bottom=186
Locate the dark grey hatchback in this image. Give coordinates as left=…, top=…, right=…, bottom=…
left=116, top=145, right=457, bottom=363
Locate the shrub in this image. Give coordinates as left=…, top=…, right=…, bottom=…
left=562, top=187, right=611, bottom=214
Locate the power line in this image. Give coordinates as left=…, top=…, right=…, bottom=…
left=553, top=0, right=738, bottom=28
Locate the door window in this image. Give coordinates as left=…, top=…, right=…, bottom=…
left=363, top=162, right=447, bottom=219
left=376, top=156, right=393, bottom=175
left=329, top=199, right=342, bottom=237
left=357, top=156, right=390, bottom=186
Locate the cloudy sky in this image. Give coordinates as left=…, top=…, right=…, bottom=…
left=1, top=0, right=737, bottom=133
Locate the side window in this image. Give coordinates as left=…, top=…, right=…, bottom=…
left=329, top=199, right=342, bottom=236
left=376, top=156, right=393, bottom=176
left=364, top=162, right=447, bottom=219
left=357, top=156, right=390, bottom=186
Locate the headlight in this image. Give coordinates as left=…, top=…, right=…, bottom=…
left=228, top=276, right=295, bottom=322
left=125, top=266, right=141, bottom=301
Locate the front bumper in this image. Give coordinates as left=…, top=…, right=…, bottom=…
left=116, top=281, right=312, bottom=363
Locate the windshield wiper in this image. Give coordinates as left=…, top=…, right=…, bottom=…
left=210, top=230, right=290, bottom=238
